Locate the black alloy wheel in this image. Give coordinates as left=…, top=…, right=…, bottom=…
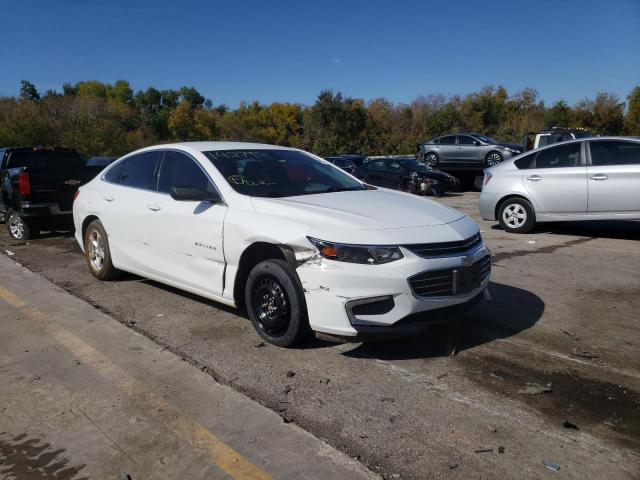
left=251, top=274, right=291, bottom=337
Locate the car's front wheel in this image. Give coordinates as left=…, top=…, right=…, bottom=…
left=423, top=152, right=439, bottom=168
left=498, top=198, right=535, bottom=233
left=245, top=259, right=311, bottom=347
left=485, top=151, right=503, bottom=167
left=84, top=220, right=120, bottom=280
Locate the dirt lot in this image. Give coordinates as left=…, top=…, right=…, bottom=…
left=1, top=191, right=639, bottom=479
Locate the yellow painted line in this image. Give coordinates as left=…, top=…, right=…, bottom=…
left=0, top=285, right=272, bottom=480
left=0, top=285, right=27, bottom=308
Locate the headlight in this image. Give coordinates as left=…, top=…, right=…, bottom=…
left=308, top=237, right=403, bottom=264
left=503, top=147, right=520, bottom=154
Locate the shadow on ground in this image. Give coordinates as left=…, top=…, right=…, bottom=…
left=343, top=282, right=544, bottom=360
left=491, top=219, right=640, bottom=240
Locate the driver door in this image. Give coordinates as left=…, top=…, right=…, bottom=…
left=148, top=150, right=227, bottom=296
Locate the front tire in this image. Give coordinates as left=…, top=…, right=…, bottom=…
left=245, top=259, right=311, bottom=347
left=84, top=220, right=120, bottom=280
left=423, top=152, right=439, bottom=168
left=498, top=198, right=535, bottom=233
left=485, top=151, right=503, bottom=167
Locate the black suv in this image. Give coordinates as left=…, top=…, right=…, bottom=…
left=417, top=133, right=523, bottom=169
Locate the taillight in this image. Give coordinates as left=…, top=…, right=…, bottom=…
left=73, top=189, right=80, bottom=203
left=483, top=172, right=492, bottom=187
left=18, top=172, right=31, bottom=195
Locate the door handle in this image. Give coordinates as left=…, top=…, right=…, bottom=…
left=103, top=194, right=114, bottom=202
left=147, top=203, right=161, bottom=211
left=526, top=175, right=542, bottom=182
left=590, top=174, right=608, bottom=181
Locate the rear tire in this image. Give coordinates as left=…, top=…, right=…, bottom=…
left=498, top=198, right=535, bottom=233
left=6, top=210, right=35, bottom=240
left=84, top=220, right=120, bottom=280
left=245, top=259, right=311, bottom=347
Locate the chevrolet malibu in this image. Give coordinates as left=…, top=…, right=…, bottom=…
left=73, top=142, right=491, bottom=347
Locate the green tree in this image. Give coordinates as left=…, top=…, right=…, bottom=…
left=625, top=86, right=640, bottom=135
left=19, top=80, right=40, bottom=102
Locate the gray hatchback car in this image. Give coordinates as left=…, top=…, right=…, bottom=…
left=417, top=133, right=523, bottom=169
left=479, top=137, right=640, bottom=233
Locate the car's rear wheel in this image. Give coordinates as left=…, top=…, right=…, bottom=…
left=84, top=220, right=120, bottom=280
left=498, top=198, right=535, bottom=233
left=424, top=152, right=439, bottom=168
left=245, top=259, right=310, bottom=347
left=6, top=210, right=36, bottom=241
left=485, top=151, right=503, bottom=167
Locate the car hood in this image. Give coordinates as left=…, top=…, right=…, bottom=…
left=251, top=189, right=472, bottom=244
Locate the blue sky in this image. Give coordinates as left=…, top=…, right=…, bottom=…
left=1, top=0, right=638, bottom=106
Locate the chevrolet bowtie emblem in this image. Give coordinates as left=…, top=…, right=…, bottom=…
left=64, top=179, right=81, bottom=186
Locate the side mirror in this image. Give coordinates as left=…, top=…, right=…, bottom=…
left=170, top=186, right=221, bottom=203
left=474, top=140, right=481, bottom=146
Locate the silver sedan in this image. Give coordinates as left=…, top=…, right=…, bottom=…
left=479, top=137, right=640, bottom=233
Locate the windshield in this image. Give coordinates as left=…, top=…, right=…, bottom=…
left=204, top=149, right=365, bottom=198
left=573, top=131, right=593, bottom=139
left=473, top=135, right=498, bottom=144
left=399, top=159, right=432, bottom=172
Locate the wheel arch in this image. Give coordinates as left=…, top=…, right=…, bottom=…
left=495, top=194, right=536, bottom=220
left=232, top=241, right=293, bottom=307
left=81, top=215, right=101, bottom=242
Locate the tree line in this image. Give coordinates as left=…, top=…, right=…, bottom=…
left=1, top=79, right=639, bottom=158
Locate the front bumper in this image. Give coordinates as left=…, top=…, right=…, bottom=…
left=297, top=243, right=491, bottom=338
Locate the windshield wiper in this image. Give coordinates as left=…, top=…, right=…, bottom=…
left=322, top=186, right=365, bottom=193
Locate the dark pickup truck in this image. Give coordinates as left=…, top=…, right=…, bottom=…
left=1, top=147, right=103, bottom=240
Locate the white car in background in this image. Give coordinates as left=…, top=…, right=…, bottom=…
left=73, top=142, right=490, bottom=347
left=480, top=137, right=640, bottom=233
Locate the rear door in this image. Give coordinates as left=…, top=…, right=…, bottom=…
left=522, top=142, right=587, bottom=215
left=383, top=159, right=405, bottom=188
left=586, top=139, right=640, bottom=214
left=98, top=150, right=163, bottom=273
left=437, top=135, right=458, bottom=163
left=149, top=150, right=227, bottom=296
left=364, top=159, right=388, bottom=186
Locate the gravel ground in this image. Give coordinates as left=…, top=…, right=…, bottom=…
left=1, top=191, right=639, bottom=479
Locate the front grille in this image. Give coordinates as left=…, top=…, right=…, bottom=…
left=409, top=255, right=490, bottom=297
left=402, top=232, right=482, bottom=258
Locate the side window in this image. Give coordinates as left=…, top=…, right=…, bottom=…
left=158, top=151, right=212, bottom=193
left=369, top=160, right=385, bottom=170
left=119, top=151, right=162, bottom=190
left=589, top=141, right=640, bottom=166
left=430, top=138, right=440, bottom=145
left=457, top=135, right=476, bottom=145
left=514, top=153, right=535, bottom=169
left=104, top=160, right=124, bottom=183
left=533, top=143, right=581, bottom=169
left=440, top=136, right=456, bottom=145
left=385, top=160, right=402, bottom=172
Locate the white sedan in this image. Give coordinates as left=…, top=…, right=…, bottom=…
left=73, top=142, right=490, bottom=346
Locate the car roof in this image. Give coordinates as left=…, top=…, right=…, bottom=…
left=142, top=141, right=299, bottom=153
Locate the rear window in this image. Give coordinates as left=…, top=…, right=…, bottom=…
left=589, top=140, right=640, bottom=166
left=6, top=149, right=85, bottom=169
